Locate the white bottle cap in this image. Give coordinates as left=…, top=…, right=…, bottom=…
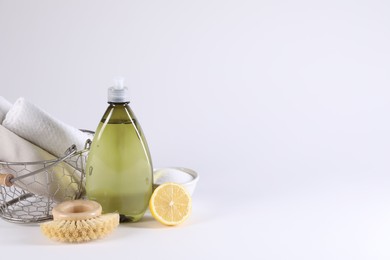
left=108, top=77, right=130, bottom=103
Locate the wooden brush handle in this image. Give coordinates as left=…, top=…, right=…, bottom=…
left=52, top=200, right=102, bottom=221
left=0, top=173, right=14, bottom=187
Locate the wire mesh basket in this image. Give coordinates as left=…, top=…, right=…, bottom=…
left=0, top=136, right=92, bottom=224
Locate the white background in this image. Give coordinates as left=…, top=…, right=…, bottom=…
left=1, top=0, right=390, bottom=259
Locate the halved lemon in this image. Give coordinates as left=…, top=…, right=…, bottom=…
left=149, top=183, right=192, bottom=226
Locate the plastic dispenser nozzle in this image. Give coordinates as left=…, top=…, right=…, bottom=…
left=108, top=77, right=130, bottom=103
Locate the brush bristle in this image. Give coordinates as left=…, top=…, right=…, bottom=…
left=40, top=213, right=120, bottom=243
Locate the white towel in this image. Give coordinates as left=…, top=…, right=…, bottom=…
left=0, top=125, right=83, bottom=202
left=0, top=96, right=12, bottom=123
left=2, top=97, right=90, bottom=159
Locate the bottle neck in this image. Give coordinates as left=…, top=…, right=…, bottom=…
left=101, top=101, right=135, bottom=124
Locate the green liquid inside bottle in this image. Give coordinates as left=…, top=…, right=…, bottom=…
left=86, top=101, right=153, bottom=222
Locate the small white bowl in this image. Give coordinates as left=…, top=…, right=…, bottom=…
left=153, top=167, right=199, bottom=196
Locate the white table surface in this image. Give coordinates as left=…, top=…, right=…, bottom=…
left=1, top=164, right=389, bottom=260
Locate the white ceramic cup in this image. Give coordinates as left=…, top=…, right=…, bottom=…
left=153, top=167, right=199, bottom=196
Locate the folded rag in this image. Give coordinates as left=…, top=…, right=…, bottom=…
left=0, top=96, right=12, bottom=123
left=0, top=125, right=83, bottom=202
left=2, top=97, right=90, bottom=159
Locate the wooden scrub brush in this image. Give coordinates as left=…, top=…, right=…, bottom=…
left=40, top=200, right=119, bottom=243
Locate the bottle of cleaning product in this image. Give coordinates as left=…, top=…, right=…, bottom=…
left=85, top=77, right=153, bottom=222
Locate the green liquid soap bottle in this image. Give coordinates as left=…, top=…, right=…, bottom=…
left=86, top=77, right=153, bottom=222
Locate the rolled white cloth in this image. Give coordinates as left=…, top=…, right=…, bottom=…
left=2, top=97, right=90, bottom=158
left=0, top=96, right=12, bottom=123
left=0, top=125, right=83, bottom=202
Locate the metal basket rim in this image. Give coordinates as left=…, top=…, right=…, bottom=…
left=0, top=147, right=90, bottom=166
